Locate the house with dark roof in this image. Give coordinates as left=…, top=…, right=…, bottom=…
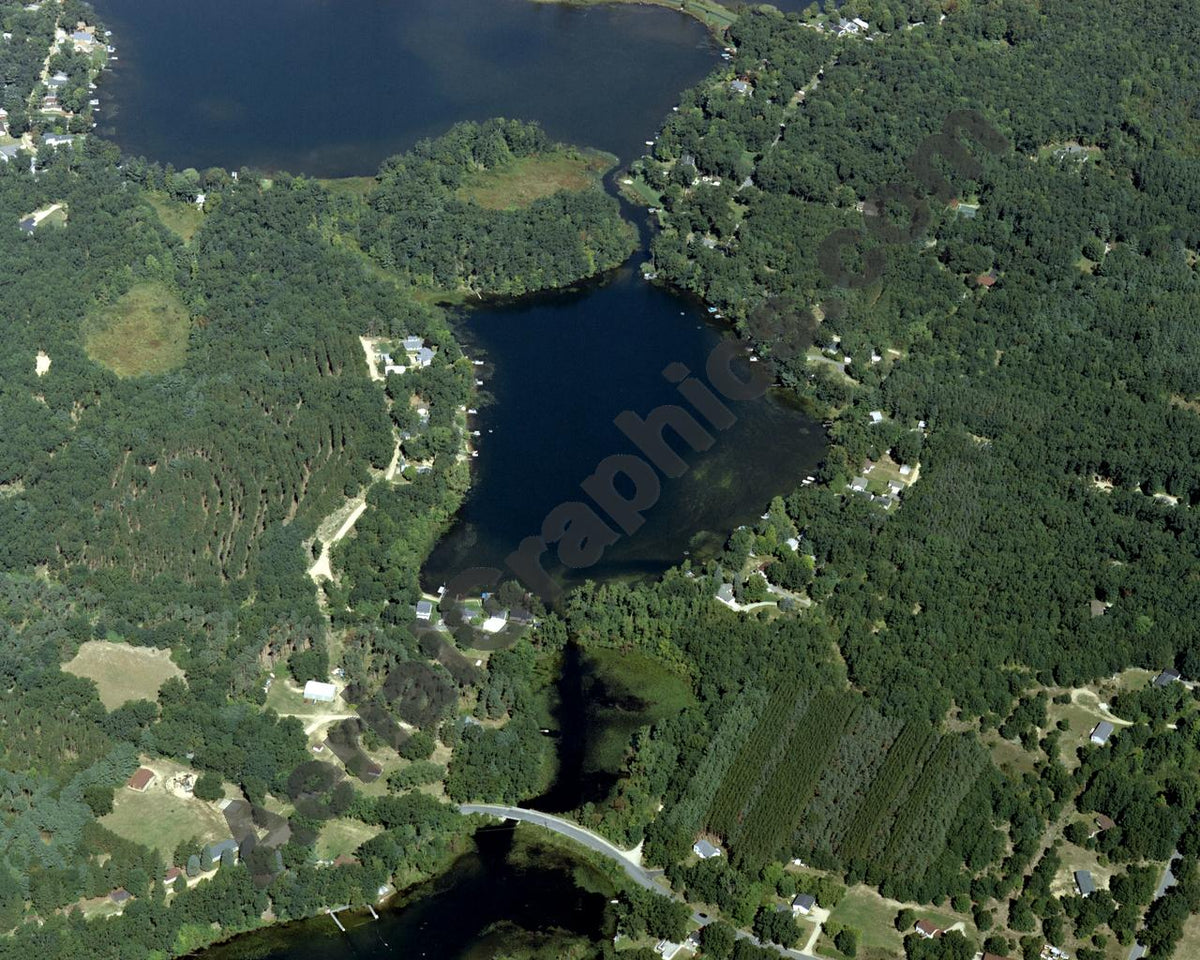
left=792, top=893, right=815, bottom=915
left=1075, top=870, right=1095, bottom=896
left=1154, top=668, right=1181, bottom=688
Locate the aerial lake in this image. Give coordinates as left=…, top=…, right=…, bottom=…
left=93, top=0, right=824, bottom=956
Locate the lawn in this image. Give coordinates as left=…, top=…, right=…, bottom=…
left=102, top=774, right=231, bottom=862
left=146, top=191, right=204, bottom=243
left=314, top=818, right=383, bottom=861
left=84, top=281, right=190, bottom=377
left=63, top=640, right=184, bottom=709
left=826, top=886, right=904, bottom=953
left=456, top=148, right=614, bottom=210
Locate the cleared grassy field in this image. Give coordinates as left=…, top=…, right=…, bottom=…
left=63, top=640, right=184, bottom=709
left=456, top=149, right=614, bottom=210
left=102, top=774, right=230, bottom=861
left=314, top=818, right=382, bottom=861
left=315, top=176, right=377, bottom=198
left=825, top=886, right=904, bottom=953
left=147, top=192, right=204, bottom=243
left=84, top=281, right=190, bottom=377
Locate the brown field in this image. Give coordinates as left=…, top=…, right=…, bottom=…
left=456, top=149, right=614, bottom=210
left=84, top=281, right=190, bottom=377
left=63, top=639, right=184, bottom=709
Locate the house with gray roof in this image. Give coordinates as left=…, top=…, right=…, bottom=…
left=1090, top=721, right=1114, bottom=745
left=1154, top=668, right=1181, bottom=688
left=1075, top=870, right=1095, bottom=896
left=204, top=838, right=239, bottom=863
left=692, top=838, right=722, bottom=859
left=415, top=600, right=434, bottom=621
left=729, top=79, right=752, bottom=96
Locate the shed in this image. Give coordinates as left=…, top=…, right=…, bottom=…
left=1075, top=869, right=1095, bottom=896
left=792, top=893, right=815, bottom=915
left=127, top=767, right=155, bottom=791
left=1090, top=721, right=1114, bottom=745
left=693, top=838, right=722, bottom=859
left=302, top=680, right=337, bottom=703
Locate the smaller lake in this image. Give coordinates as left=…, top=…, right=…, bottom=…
left=196, top=827, right=614, bottom=960
left=421, top=248, right=825, bottom=593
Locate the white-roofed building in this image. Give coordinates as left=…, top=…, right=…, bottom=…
left=302, top=680, right=337, bottom=703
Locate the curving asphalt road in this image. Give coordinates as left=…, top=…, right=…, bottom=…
left=457, top=803, right=819, bottom=960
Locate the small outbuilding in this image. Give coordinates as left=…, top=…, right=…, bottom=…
left=127, top=767, right=156, bottom=792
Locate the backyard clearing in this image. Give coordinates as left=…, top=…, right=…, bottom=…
left=63, top=639, right=184, bottom=709
left=102, top=759, right=232, bottom=861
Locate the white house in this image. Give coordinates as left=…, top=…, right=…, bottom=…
left=302, top=680, right=337, bottom=703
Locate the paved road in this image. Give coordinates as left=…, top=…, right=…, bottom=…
left=457, top=804, right=820, bottom=959
left=457, top=804, right=665, bottom=891
left=1127, top=849, right=1180, bottom=960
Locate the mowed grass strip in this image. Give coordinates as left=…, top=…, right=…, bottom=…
left=455, top=149, right=615, bottom=210
left=63, top=639, right=184, bottom=710
left=84, top=281, right=190, bottom=377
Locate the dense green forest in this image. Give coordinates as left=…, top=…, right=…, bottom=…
left=355, top=118, right=637, bottom=296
